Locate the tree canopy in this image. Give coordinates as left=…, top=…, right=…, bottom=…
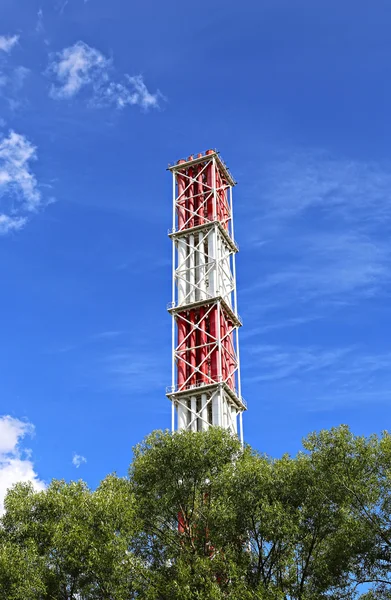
left=1, top=425, right=391, bottom=599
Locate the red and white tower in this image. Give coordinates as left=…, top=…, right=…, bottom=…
left=167, top=150, right=246, bottom=441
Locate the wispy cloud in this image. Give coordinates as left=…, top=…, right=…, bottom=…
left=92, top=330, right=123, bottom=340
left=237, top=151, right=391, bottom=412
left=0, top=214, right=26, bottom=234
left=250, top=231, right=389, bottom=302
left=243, top=152, right=391, bottom=315
left=243, top=342, right=391, bottom=410
left=0, top=35, right=30, bottom=110
left=11, top=65, right=30, bottom=91
left=0, top=130, right=53, bottom=234
left=253, top=153, right=391, bottom=227
left=57, top=0, right=89, bottom=14
left=104, top=349, right=167, bottom=393
left=0, top=416, right=45, bottom=514
left=241, top=315, right=321, bottom=339
left=58, top=0, right=69, bottom=14
left=36, top=8, right=44, bottom=34
left=0, top=35, right=19, bottom=54
left=47, top=41, right=163, bottom=111
left=245, top=343, right=352, bottom=383
left=48, top=41, right=110, bottom=99
left=72, top=453, right=87, bottom=468
left=0, top=130, right=46, bottom=234
left=48, top=330, right=125, bottom=354
left=99, top=75, right=163, bottom=110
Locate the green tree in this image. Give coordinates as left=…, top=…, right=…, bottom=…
left=130, top=427, right=244, bottom=599
left=304, top=425, right=391, bottom=598
left=0, top=475, right=138, bottom=599
left=130, top=427, right=361, bottom=599
left=0, top=539, right=45, bottom=600
left=214, top=442, right=360, bottom=598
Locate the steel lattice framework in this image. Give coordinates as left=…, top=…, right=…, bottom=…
left=166, top=150, right=246, bottom=441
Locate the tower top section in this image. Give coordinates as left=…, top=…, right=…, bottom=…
left=168, top=150, right=239, bottom=245
left=168, top=150, right=236, bottom=188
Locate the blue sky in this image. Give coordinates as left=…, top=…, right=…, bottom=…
left=1, top=0, right=391, bottom=503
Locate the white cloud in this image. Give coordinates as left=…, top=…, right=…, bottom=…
left=0, top=35, right=19, bottom=54
left=0, top=214, right=26, bottom=234
left=49, top=41, right=110, bottom=99
left=94, top=81, right=130, bottom=109
left=125, top=75, right=161, bottom=110
left=97, top=77, right=161, bottom=110
left=0, top=130, right=48, bottom=234
left=72, top=453, right=87, bottom=468
left=0, top=416, right=45, bottom=514
left=0, top=416, right=33, bottom=455
left=48, top=41, right=163, bottom=111
left=0, top=130, right=41, bottom=213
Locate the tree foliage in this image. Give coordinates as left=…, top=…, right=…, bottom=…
left=1, top=425, right=391, bottom=599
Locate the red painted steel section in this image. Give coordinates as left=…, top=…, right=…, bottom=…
left=189, top=309, right=197, bottom=386
left=227, top=320, right=236, bottom=391
left=198, top=307, right=208, bottom=383
left=177, top=315, right=187, bottom=389
left=220, top=315, right=226, bottom=383
left=209, top=306, right=219, bottom=382
left=185, top=315, right=191, bottom=386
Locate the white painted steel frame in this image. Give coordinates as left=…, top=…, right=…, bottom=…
left=172, top=231, right=236, bottom=308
